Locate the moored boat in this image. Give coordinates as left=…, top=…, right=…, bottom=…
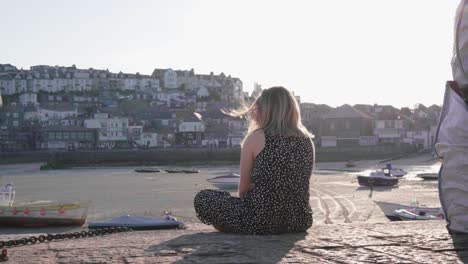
left=417, top=173, right=439, bottom=181
left=207, top=173, right=240, bottom=189
left=0, top=183, right=90, bottom=227
left=394, top=209, right=443, bottom=221
left=381, top=164, right=407, bottom=177
left=357, top=171, right=398, bottom=187
left=134, top=168, right=162, bottom=173
left=374, top=200, right=440, bottom=221
left=165, top=169, right=184, bottom=173
left=88, top=214, right=185, bottom=230
left=182, top=169, right=200, bottom=174
left=345, top=161, right=356, bottom=168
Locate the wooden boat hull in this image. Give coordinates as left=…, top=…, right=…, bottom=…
left=0, top=202, right=89, bottom=227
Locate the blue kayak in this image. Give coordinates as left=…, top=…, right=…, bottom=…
left=88, top=215, right=185, bottom=230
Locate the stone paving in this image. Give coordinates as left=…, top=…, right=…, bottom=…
left=2, top=221, right=468, bottom=263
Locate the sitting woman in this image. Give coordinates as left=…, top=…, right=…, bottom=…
left=194, top=86, right=315, bottom=235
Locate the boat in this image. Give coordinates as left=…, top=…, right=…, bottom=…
left=134, top=168, right=162, bottom=173
left=394, top=209, right=443, bottom=221
left=345, top=161, right=356, bottom=168
left=165, top=169, right=184, bottom=173
left=182, top=169, right=200, bottom=174
left=417, top=173, right=439, bottom=181
left=381, top=164, right=407, bottom=177
left=88, top=214, right=185, bottom=230
left=0, top=183, right=90, bottom=227
left=357, top=171, right=398, bottom=187
left=207, top=173, right=240, bottom=189
left=374, top=200, right=440, bottom=221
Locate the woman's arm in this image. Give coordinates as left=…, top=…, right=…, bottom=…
left=238, top=131, right=265, bottom=198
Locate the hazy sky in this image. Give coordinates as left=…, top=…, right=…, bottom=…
left=0, top=0, right=461, bottom=107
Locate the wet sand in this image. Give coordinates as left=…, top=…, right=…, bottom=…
left=0, top=153, right=441, bottom=234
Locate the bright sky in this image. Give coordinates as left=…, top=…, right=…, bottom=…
left=0, top=0, right=461, bottom=108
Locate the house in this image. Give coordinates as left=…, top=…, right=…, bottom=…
left=320, top=104, right=375, bottom=147
left=19, top=93, right=38, bottom=106
left=404, top=126, right=437, bottom=149
left=152, top=69, right=177, bottom=89
left=84, top=113, right=129, bottom=149
left=33, top=126, right=98, bottom=150
left=301, top=103, right=333, bottom=137
left=37, top=105, right=78, bottom=124
left=0, top=129, right=34, bottom=151
left=374, top=118, right=410, bottom=144
left=176, top=112, right=205, bottom=146
left=137, top=132, right=159, bottom=148
left=196, top=86, right=210, bottom=98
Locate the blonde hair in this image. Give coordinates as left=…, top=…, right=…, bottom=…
left=223, top=86, right=313, bottom=142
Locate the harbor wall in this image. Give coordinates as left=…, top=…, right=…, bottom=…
left=0, top=145, right=418, bottom=166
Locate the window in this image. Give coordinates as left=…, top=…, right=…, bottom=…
left=345, top=121, right=350, bottom=130
left=78, top=132, right=85, bottom=139
left=48, top=132, right=54, bottom=139
left=330, top=122, right=335, bottom=131
left=56, top=132, right=62, bottom=139
left=63, top=132, right=70, bottom=139
left=70, top=132, right=77, bottom=139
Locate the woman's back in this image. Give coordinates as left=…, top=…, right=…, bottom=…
left=241, top=131, right=314, bottom=234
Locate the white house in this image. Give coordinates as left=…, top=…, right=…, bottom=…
left=37, top=105, right=78, bottom=123
left=136, top=133, right=158, bottom=148
left=404, top=126, right=437, bottom=148
left=373, top=119, right=407, bottom=144
left=84, top=113, right=129, bottom=149
left=196, top=86, right=210, bottom=98
left=163, top=69, right=177, bottom=89
left=0, top=76, right=15, bottom=95
left=19, top=93, right=38, bottom=106
left=179, top=121, right=205, bottom=132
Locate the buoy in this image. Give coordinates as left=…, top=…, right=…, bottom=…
left=11, top=209, right=17, bottom=215
left=58, top=207, right=65, bottom=214
left=23, top=209, right=30, bottom=215
left=40, top=209, right=47, bottom=216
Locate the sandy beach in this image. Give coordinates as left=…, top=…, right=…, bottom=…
left=0, top=153, right=441, bottom=234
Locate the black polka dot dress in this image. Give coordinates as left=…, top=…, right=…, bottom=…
left=194, top=131, right=314, bottom=235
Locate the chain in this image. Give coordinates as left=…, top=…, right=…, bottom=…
left=0, top=227, right=132, bottom=261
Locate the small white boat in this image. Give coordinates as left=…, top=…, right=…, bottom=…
left=394, top=209, right=443, bottom=221
left=381, top=164, right=407, bottom=177
left=357, top=171, right=399, bottom=187
left=207, top=173, right=240, bottom=189
left=374, top=201, right=440, bottom=221
left=0, top=183, right=90, bottom=227
left=417, top=173, right=439, bottom=181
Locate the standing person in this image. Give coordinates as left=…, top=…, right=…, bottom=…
left=194, top=86, right=315, bottom=235
left=435, top=1, right=468, bottom=234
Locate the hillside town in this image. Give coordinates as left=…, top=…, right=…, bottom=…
left=0, top=63, right=442, bottom=152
